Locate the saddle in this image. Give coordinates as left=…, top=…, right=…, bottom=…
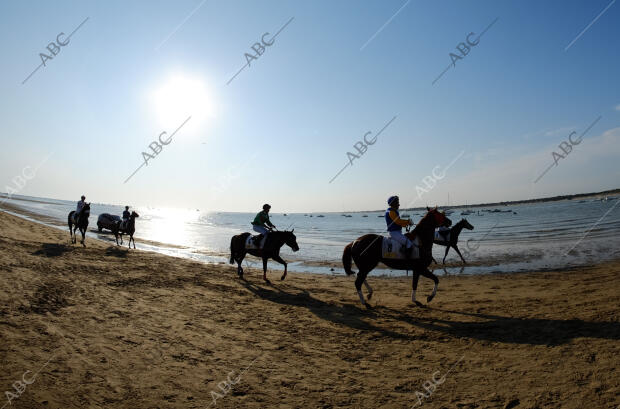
left=245, top=234, right=267, bottom=250
left=382, top=236, right=420, bottom=260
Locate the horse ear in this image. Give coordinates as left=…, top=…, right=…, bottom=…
left=426, top=206, right=430, bottom=211
left=291, top=228, right=294, bottom=233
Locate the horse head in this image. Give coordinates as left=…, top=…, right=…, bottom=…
left=131, top=211, right=140, bottom=219
left=460, top=218, right=474, bottom=230
left=424, top=206, right=452, bottom=228
left=82, top=203, right=91, bottom=216
left=283, top=229, right=299, bottom=252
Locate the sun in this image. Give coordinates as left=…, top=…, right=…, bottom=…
left=151, top=74, right=214, bottom=133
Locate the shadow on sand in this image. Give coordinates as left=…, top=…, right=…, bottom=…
left=240, top=280, right=410, bottom=339
left=239, top=279, right=620, bottom=346
left=32, top=243, right=73, bottom=257
left=105, top=246, right=128, bottom=258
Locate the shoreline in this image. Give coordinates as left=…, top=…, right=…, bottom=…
left=4, top=199, right=620, bottom=278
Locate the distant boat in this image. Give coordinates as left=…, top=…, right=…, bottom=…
left=362, top=215, right=368, bottom=217
left=377, top=215, right=383, bottom=217
left=283, top=213, right=287, bottom=216
left=317, top=215, right=324, bottom=218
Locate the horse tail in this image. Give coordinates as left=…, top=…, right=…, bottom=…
left=342, top=242, right=356, bottom=276
left=229, top=236, right=235, bottom=264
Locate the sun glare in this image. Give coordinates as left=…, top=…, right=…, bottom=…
left=152, top=74, right=214, bottom=133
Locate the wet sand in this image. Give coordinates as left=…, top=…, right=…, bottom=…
left=0, top=210, right=618, bottom=408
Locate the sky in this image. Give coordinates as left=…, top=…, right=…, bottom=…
left=0, top=0, right=619, bottom=213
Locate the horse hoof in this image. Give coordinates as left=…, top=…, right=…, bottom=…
left=414, top=301, right=425, bottom=307
left=427, top=294, right=436, bottom=303
left=280, top=274, right=286, bottom=281
left=364, top=303, right=373, bottom=310
left=367, top=292, right=373, bottom=300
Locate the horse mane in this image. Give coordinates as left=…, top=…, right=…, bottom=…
left=412, top=210, right=434, bottom=235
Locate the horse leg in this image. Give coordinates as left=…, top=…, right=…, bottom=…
left=420, top=269, right=439, bottom=303
left=363, top=280, right=373, bottom=300
left=442, top=245, right=450, bottom=264
left=80, top=227, right=86, bottom=247
left=236, top=253, right=245, bottom=278
left=272, top=255, right=287, bottom=281
left=354, top=269, right=370, bottom=307
left=411, top=272, right=424, bottom=307
left=262, top=257, right=269, bottom=283
left=453, top=244, right=466, bottom=264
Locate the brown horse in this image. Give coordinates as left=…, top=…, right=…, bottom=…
left=113, top=211, right=139, bottom=249
left=342, top=207, right=451, bottom=307
left=229, top=230, right=300, bottom=282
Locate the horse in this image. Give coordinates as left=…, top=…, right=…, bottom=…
left=229, top=230, right=300, bottom=282
left=113, top=211, right=139, bottom=249
left=433, top=218, right=474, bottom=264
left=68, top=203, right=91, bottom=247
left=342, top=207, right=452, bottom=307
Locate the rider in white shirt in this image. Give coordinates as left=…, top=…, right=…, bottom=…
left=75, top=195, right=86, bottom=221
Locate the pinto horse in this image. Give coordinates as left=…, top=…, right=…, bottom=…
left=113, top=211, right=139, bottom=249
left=229, top=230, right=300, bottom=282
left=433, top=218, right=474, bottom=264
left=68, top=203, right=91, bottom=247
left=342, top=207, right=451, bottom=307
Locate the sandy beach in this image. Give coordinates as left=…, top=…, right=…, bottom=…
left=0, top=210, right=619, bottom=408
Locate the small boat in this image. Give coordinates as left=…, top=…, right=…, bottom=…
left=283, top=213, right=287, bottom=216
left=317, top=215, right=324, bottom=218
left=362, top=215, right=368, bottom=217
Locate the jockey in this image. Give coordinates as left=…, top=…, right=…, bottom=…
left=385, top=195, right=415, bottom=257
left=121, top=206, right=130, bottom=229
left=251, top=204, right=276, bottom=245
left=437, top=226, right=450, bottom=242
left=75, top=195, right=86, bottom=221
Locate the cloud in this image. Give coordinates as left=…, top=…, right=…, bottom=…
left=615, top=104, right=620, bottom=112
left=417, top=127, right=620, bottom=206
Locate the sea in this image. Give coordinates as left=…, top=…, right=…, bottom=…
left=1, top=193, right=619, bottom=277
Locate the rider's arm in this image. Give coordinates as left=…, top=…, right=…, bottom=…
left=388, top=210, right=411, bottom=227
left=264, top=214, right=275, bottom=228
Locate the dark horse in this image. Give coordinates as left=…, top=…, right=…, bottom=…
left=342, top=207, right=451, bottom=307
left=68, top=203, right=91, bottom=247
left=113, top=211, right=140, bottom=249
left=433, top=218, right=474, bottom=264
left=229, top=230, right=300, bottom=282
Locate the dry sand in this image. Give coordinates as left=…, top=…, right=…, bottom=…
left=0, top=210, right=618, bottom=408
